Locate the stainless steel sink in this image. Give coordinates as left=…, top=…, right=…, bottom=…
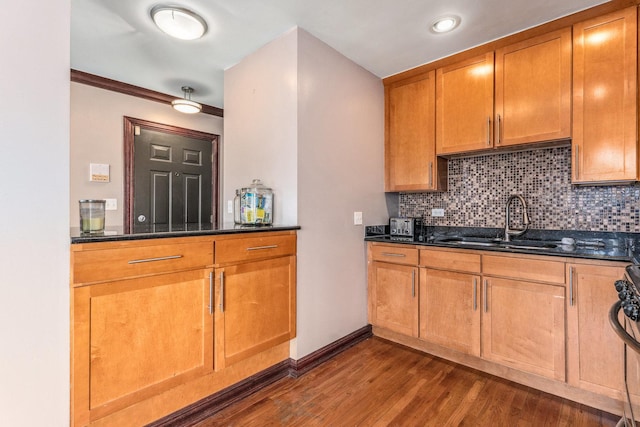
left=434, top=236, right=502, bottom=247
left=435, top=236, right=558, bottom=251
left=499, top=241, right=558, bottom=250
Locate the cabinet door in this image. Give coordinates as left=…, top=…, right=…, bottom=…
left=495, top=28, right=571, bottom=147
left=369, top=261, right=419, bottom=337
left=566, top=263, right=628, bottom=399
left=420, top=269, right=481, bottom=356
left=215, top=256, right=296, bottom=369
left=572, top=7, right=638, bottom=183
left=71, top=269, right=214, bottom=426
left=436, top=53, right=494, bottom=155
left=386, top=71, right=444, bottom=191
left=482, top=277, right=566, bottom=381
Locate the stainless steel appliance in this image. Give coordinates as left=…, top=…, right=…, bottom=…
left=610, top=265, right=640, bottom=426
left=389, top=217, right=423, bottom=242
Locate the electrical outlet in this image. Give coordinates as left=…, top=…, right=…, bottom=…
left=431, top=208, right=445, bottom=217
left=353, top=211, right=363, bottom=225
left=227, top=200, right=233, bottom=214
left=105, top=198, right=117, bottom=211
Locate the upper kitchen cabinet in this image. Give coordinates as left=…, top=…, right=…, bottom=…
left=572, top=7, right=638, bottom=184
left=385, top=71, right=447, bottom=192
left=436, top=29, right=572, bottom=155
left=494, top=29, right=572, bottom=147
left=436, top=53, right=495, bottom=155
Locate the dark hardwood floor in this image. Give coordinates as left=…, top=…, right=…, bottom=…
left=194, top=337, right=621, bottom=426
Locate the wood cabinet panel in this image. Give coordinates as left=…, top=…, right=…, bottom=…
left=371, top=244, right=419, bottom=266
left=214, top=233, right=296, bottom=265
left=215, top=256, right=296, bottom=369
left=495, top=28, right=572, bottom=146
left=420, top=269, right=481, bottom=356
left=385, top=72, right=446, bottom=191
left=566, top=263, right=628, bottom=399
left=482, top=277, right=566, bottom=381
left=420, top=247, right=481, bottom=273
left=369, top=261, right=419, bottom=337
left=71, top=239, right=213, bottom=284
left=572, top=7, right=638, bottom=183
left=72, top=269, right=213, bottom=425
left=436, top=53, right=495, bottom=155
left=483, top=254, right=565, bottom=284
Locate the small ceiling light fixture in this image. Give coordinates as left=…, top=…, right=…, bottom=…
left=172, top=86, right=202, bottom=114
left=431, top=15, right=461, bottom=34
left=151, top=5, right=207, bottom=40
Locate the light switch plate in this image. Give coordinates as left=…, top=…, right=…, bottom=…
left=431, top=208, right=445, bottom=217
left=354, top=211, right=363, bottom=225
left=105, top=198, right=117, bottom=211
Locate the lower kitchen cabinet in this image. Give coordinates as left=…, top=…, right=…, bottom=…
left=71, top=268, right=214, bottom=426
left=368, top=243, right=420, bottom=337
left=420, top=268, right=480, bottom=356
left=566, top=263, right=630, bottom=398
left=214, top=255, right=296, bottom=369
left=481, top=276, right=566, bottom=381
left=369, top=261, right=419, bottom=337
left=71, top=231, right=297, bottom=426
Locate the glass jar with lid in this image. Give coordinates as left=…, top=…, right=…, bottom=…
left=239, top=179, right=273, bottom=225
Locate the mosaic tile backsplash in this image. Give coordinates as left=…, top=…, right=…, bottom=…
left=399, top=146, right=640, bottom=232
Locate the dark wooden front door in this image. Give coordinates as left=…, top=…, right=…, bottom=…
left=124, top=117, right=219, bottom=233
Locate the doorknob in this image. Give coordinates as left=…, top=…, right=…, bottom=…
left=137, top=215, right=147, bottom=223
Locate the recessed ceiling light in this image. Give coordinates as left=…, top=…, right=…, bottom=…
left=431, top=15, right=461, bottom=34
left=151, top=5, right=207, bottom=40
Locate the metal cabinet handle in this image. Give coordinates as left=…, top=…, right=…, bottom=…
left=484, top=279, right=489, bottom=313
left=128, top=255, right=182, bottom=264
left=381, top=252, right=406, bottom=257
left=219, top=271, right=225, bottom=313
left=486, top=117, right=491, bottom=146
left=473, top=278, right=478, bottom=311
left=411, top=270, right=416, bottom=298
left=496, top=114, right=502, bottom=145
left=208, top=271, right=214, bottom=315
left=569, top=267, right=574, bottom=307
left=246, top=245, right=278, bottom=251
left=429, top=162, right=433, bottom=188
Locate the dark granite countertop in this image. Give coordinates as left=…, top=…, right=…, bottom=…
left=365, top=225, right=640, bottom=264
left=71, top=223, right=300, bottom=244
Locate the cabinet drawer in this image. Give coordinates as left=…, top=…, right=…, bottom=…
left=215, top=234, right=296, bottom=264
left=420, top=248, right=481, bottom=273
left=71, top=240, right=213, bottom=285
left=483, top=254, right=565, bottom=284
left=371, top=245, right=419, bottom=265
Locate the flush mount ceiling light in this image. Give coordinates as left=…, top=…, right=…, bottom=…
left=151, top=5, right=207, bottom=40
left=172, top=86, right=202, bottom=114
left=431, top=15, right=461, bottom=34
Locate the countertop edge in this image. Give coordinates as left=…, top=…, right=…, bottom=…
left=364, top=235, right=637, bottom=264
left=71, top=225, right=301, bottom=244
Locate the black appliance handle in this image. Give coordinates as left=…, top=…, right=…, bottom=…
left=609, top=301, right=640, bottom=354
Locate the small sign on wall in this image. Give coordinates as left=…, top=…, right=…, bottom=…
left=90, top=163, right=110, bottom=182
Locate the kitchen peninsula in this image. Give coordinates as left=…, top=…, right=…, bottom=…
left=70, top=225, right=298, bottom=426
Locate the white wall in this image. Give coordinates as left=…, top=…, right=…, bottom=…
left=0, top=1, right=70, bottom=426
left=223, top=28, right=299, bottom=225
left=224, top=27, right=387, bottom=359
left=295, top=29, right=387, bottom=357
left=70, top=83, right=224, bottom=227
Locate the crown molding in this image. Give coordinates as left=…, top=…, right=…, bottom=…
left=70, top=69, right=224, bottom=117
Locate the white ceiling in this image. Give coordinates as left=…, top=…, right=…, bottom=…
left=71, top=0, right=609, bottom=109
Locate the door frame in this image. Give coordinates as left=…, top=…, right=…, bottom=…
left=123, top=117, right=220, bottom=233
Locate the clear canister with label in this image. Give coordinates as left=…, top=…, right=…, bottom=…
left=239, top=179, right=273, bottom=225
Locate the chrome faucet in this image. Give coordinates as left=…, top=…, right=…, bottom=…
left=504, top=194, right=530, bottom=242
